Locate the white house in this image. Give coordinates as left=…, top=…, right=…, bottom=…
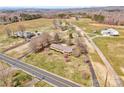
left=101, top=28, right=120, bottom=36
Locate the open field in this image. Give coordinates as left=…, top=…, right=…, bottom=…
left=72, top=18, right=124, bottom=86
left=2, top=17, right=124, bottom=86
left=94, top=37, right=124, bottom=76
left=72, top=18, right=124, bottom=36
left=0, top=18, right=54, bottom=33
left=22, top=50, right=91, bottom=86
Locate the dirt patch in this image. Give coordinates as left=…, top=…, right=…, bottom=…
left=120, top=67, right=124, bottom=74
left=93, top=62, right=117, bottom=86
left=6, top=43, right=30, bottom=58
left=90, top=23, right=124, bottom=29
left=6, top=43, right=30, bottom=53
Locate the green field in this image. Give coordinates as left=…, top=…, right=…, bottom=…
left=94, top=37, right=124, bottom=76
left=3, top=18, right=124, bottom=86
left=35, top=81, right=53, bottom=87
left=72, top=18, right=124, bottom=85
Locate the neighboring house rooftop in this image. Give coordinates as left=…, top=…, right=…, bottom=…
left=14, top=31, right=35, bottom=38
left=101, top=28, right=119, bottom=36
left=50, top=44, right=73, bottom=53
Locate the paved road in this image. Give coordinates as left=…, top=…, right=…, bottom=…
left=74, top=25, right=123, bottom=87
left=0, top=53, right=81, bottom=87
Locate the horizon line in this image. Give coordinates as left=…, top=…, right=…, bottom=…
left=0, top=6, right=123, bottom=9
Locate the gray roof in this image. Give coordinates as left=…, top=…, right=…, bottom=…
left=50, top=44, right=73, bottom=53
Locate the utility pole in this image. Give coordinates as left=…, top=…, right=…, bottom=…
left=104, top=71, right=109, bottom=87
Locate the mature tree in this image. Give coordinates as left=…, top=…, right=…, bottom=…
left=68, top=26, right=75, bottom=39
left=12, top=16, right=19, bottom=22
left=29, top=32, right=52, bottom=52
left=53, top=20, right=58, bottom=29
left=66, top=38, right=73, bottom=46
left=75, top=37, right=88, bottom=55
left=0, top=62, right=13, bottom=86
left=53, top=32, right=61, bottom=44
left=4, top=27, right=12, bottom=37
left=18, top=25, right=26, bottom=32
left=72, top=47, right=81, bottom=57
left=82, top=70, right=90, bottom=80
left=93, top=14, right=105, bottom=23
left=57, top=13, right=66, bottom=19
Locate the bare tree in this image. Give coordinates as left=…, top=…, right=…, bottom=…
left=18, top=25, right=26, bottom=32
left=67, top=26, right=75, bottom=39
left=75, top=37, right=88, bottom=55
left=0, top=61, right=13, bottom=86
left=4, top=27, right=12, bottom=37
left=29, top=32, right=52, bottom=52
left=66, top=38, right=73, bottom=46
left=53, top=20, right=59, bottom=29
left=53, top=32, right=61, bottom=44
left=72, top=47, right=81, bottom=57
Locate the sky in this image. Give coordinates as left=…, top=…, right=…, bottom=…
left=0, top=0, right=124, bottom=8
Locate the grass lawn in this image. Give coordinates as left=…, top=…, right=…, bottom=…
left=35, top=81, right=53, bottom=87
left=72, top=18, right=106, bottom=34
left=0, top=18, right=54, bottom=33
left=94, top=37, right=124, bottom=76
left=0, top=35, right=23, bottom=52
left=72, top=18, right=124, bottom=36
left=22, top=50, right=92, bottom=86
left=0, top=61, right=33, bottom=87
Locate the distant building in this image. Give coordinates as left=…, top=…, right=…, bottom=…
left=33, top=31, right=42, bottom=37
left=50, top=44, right=73, bottom=54
left=101, top=28, right=120, bottom=36
left=14, top=31, right=35, bottom=38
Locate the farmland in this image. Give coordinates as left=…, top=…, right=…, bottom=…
left=73, top=18, right=124, bottom=85
left=1, top=16, right=124, bottom=87
left=94, top=38, right=124, bottom=78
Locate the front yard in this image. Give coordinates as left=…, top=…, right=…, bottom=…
left=22, top=49, right=92, bottom=86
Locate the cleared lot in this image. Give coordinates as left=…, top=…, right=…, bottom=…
left=94, top=37, right=124, bottom=76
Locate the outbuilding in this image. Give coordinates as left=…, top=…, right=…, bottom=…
left=50, top=44, right=73, bottom=54
left=101, top=28, right=119, bottom=36
left=14, top=31, right=35, bottom=38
